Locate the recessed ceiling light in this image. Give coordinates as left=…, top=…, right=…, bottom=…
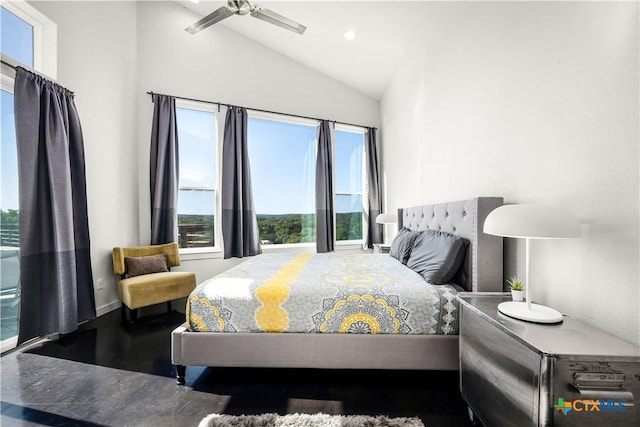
left=344, top=30, right=355, bottom=41
left=190, top=0, right=199, bottom=4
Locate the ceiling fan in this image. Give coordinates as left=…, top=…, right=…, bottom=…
left=185, top=0, right=307, bottom=35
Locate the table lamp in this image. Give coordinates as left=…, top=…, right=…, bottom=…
left=375, top=213, right=398, bottom=244
left=483, top=204, right=580, bottom=324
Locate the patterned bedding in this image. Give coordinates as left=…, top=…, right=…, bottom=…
left=186, top=253, right=461, bottom=335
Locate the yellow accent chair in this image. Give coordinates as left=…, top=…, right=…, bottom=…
left=112, top=242, right=196, bottom=322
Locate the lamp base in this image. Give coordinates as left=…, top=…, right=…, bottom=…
left=498, top=301, right=563, bottom=324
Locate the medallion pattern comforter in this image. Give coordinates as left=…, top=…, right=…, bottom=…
left=186, top=253, right=461, bottom=335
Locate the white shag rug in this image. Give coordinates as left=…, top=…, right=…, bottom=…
left=198, top=413, right=425, bottom=427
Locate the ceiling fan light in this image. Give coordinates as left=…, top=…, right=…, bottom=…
left=344, top=30, right=356, bottom=41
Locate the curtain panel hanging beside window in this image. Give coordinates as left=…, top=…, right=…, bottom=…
left=221, top=106, right=261, bottom=259
left=316, top=120, right=335, bottom=253
left=14, top=67, right=96, bottom=344
left=150, top=94, right=179, bottom=245
left=365, top=127, right=382, bottom=248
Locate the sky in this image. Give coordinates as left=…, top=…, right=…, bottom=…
left=1, top=6, right=32, bottom=212
left=176, top=110, right=365, bottom=216
left=1, top=90, right=18, bottom=212
left=3, top=101, right=365, bottom=218
left=1, top=7, right=33, bottom=68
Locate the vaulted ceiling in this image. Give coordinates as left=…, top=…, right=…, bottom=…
left=177, top=1, right=431, bottom=100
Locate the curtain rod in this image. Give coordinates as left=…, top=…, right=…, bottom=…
left=1, top=59, right=17, bottom=70
left=1, top=59, right=67, bottom=89
left=147, top=91, right=377, bottom=131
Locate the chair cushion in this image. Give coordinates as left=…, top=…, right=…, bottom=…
left=125, top=254, right=168, bottom=277
left=112, top=243, right=181, bottom=275
left=118, top=271, right=196, bottom=310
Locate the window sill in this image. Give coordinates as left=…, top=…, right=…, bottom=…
left=179, top=242, right=367, bottom=259
left=260, top=243, right=316, bottom=253
left=335, top=242, right=366, bottom=252
left=179, top=247, right=223, bottom=261
left=260, top=242, right=367, bottom=253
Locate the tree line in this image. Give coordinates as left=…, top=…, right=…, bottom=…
left=178, top=212, right=363, bottom=246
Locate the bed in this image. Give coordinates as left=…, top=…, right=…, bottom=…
left=171, top=197, right=503, bottom=385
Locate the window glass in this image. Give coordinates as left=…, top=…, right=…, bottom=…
left=1, top=7, right=34, bottom=67
left=1, top=88, right=20, bottom=342
left=335, top=130, right=365, bottom=242
left=248, top=117, right=317, bottom=245
left=176, top=106, right=216, bottom=249
left=1, top=1, right=56, bottom=351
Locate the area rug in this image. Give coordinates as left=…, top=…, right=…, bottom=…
left=198, top=413, right=425, bottom=427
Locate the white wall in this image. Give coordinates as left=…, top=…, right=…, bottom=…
left=381, top=2, right=639, bottom=345
left=30, top=1, right=139, bottom=315
left=27, top=1, right=380, bottom=312
left=135, top=1, right=380, bottom=282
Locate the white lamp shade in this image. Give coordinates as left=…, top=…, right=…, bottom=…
left=483, top=204, right=580, bottom=239
left=375, top=213, right=397, bottom=225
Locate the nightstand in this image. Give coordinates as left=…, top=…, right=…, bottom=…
left=457, top=293, right=640, bottom=427
left=372, top=243, right=390, bottom=254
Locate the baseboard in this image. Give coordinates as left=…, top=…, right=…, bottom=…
left=96, top=300, right=122, bottom=317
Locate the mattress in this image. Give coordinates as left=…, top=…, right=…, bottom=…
left=186, top=252, right=461, bottom=335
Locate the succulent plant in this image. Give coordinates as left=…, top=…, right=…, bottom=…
left=507, top=276, right=524, bottom=291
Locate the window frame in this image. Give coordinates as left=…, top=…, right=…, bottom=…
left=174, top=99, right=222, bottom=256
left=247, top=110, right=319, bottom=250
left=334, top=123, right=368, bottom=247
left=246, top=112, right=369, bottom=250
left=0, top=0, right=56, bottom=353
left=0, top=72, right=18, bottom=354
left=1, top=0, right=57, bottom=79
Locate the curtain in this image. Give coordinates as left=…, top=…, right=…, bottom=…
left=365, top=127, right=382, bottom=248
left=149, top=94, right=179, bottom=245
left=315, top=120, right=334, bottom=253
left=221, top=106, right=261, bottom=259
left=14, top=67, right=96, bottom=344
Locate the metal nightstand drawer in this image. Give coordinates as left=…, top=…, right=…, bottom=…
left=457, top=293, right=640, bottom=427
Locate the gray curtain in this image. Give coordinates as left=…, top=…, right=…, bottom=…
left=365, top=127, right=382, bottom=248
left=315, top=120, right=334, bottom=253
left=14, top=67, right=96, bottom=344
left=149, top=94, right=179, bottom=245
left=221, top=106, right=261, bottom=259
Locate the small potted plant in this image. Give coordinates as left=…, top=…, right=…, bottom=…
left=507, top=276, right=525, bottom=302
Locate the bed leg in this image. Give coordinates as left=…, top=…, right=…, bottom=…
left=176, top=365, right=186, bottom=385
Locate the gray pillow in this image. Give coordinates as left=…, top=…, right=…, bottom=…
left=125, top=254, right=168, bottom=278
left=406, top=230, right=469, bottom=284
left=388, top=227, right=423, bottom=264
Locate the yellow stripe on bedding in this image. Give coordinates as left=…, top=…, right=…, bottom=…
left=255, top=253, right=313, bottom=332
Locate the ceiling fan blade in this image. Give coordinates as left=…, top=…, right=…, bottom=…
left=185, top=5, right=236, bottom=34
left=250, top=6, right=306, bottom=35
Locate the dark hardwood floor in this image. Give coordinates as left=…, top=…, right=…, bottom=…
left=1, top=304, right=474, bottom=427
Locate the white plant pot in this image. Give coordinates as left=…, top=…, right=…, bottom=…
left=511, top=289, right=525, bottom=302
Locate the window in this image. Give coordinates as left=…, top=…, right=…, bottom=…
left=1, top=7, right=33, bottom=67
left=0, top=1, right=57, bottom=78
left=335, top=127, right=366, bottom=243
left=1, top=1, right=56, bottom=352
left=175, top=101, right=219, bottom=250
left=248, top=114, right=317, bottom=245
left=1, top=76, right=19, bottom=346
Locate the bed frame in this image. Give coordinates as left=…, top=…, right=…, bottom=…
left=171, top=197, right=503, bottom=385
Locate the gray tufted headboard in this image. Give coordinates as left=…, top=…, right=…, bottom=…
left=398, top=197, right=504, bottom=292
